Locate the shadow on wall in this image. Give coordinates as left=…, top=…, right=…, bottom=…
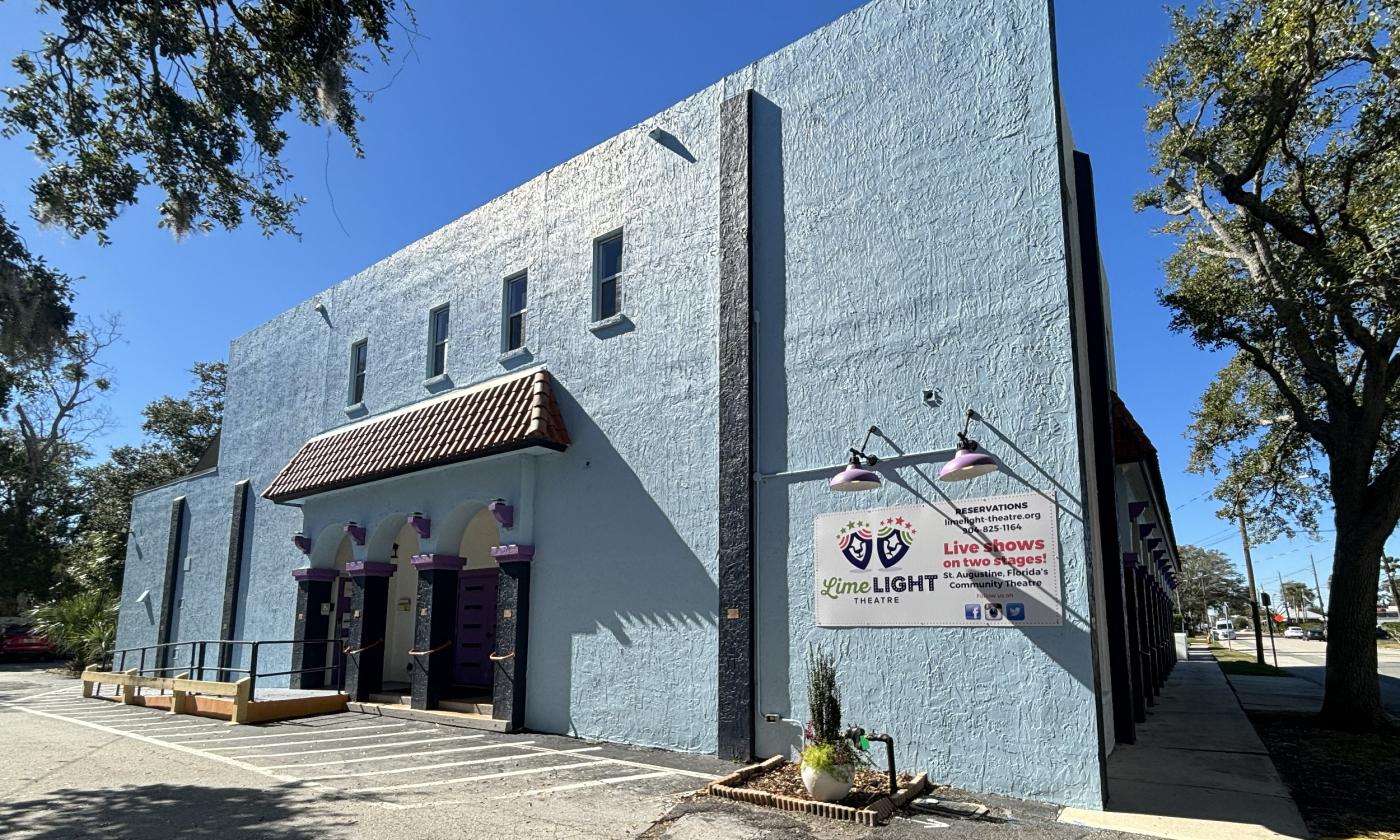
left=0, top=784, right=327, bottom=839
left=525, top=382, right=718, bottom=749
left=873, top=423, right=1100, bottom=696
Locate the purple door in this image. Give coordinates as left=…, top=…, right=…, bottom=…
left=333, top=577, right=353, bottom=690
left=454, top=569, right=499, bottom=687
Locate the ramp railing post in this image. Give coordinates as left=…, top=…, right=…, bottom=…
left=247, top=642, right=260, bottom=702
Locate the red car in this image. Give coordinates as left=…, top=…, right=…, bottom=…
left=1, top=624, right=56, bottom=659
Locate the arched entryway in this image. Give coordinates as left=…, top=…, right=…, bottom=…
left=449, top=506, right=502, bottom=703
left=375, top=516, right=421, bottom=698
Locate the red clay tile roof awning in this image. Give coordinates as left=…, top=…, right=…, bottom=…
left=262, top=369, right=569, bottom=502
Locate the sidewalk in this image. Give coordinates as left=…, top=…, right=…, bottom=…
left=1059, top=648, right=1310, bottom=840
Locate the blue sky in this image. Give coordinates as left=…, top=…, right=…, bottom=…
left=0, top=1, right=1391, bottom=598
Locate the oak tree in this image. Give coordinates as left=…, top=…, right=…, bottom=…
left=1142, top=0, right=1399, bottom=728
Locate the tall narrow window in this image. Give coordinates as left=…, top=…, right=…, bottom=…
left=594, top=231, right=623, bottom=321
left=349, top=339, right=368, bottom=405
left=428, top=304, right=450, bottom=378
left=504, top=273, right=527, bottom=352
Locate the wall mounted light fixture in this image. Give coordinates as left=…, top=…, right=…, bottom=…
left=292, top=533, right=313, bottom=554
left=829, top=426, right=883, bottom=492
left=345, top=521, right=366, bottom=546
left=937, top=409, right=999, bottom=482
left=488, top=498, right=515, bottom=529
left=407, top=513, right=431, bottom=540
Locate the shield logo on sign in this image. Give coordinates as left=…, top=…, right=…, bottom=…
left=876, top=525, right=912, bottom=568
left=838, top=525, right=874, bottom=570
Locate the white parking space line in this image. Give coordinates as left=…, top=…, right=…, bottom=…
left=0, top=703, right=299, bottom=783
left=53, top=711, right=171, bottom=723
left=260, top=740, right=526, bottom=769
left=206, top=728, right=440, bottom=752
left=297, top=746, right=601, bottom=781
left=170, top=722, right=406, bottom=745
left=513, top=743, right=720, bottom=782
left=12, top=687, right=83, bottom=702
left=363, top=759, right=603, bottom=794
left=491, top=770, right=673, bottom=799
left=114, top=720, right=231, bottom=733
left=240, top=734, right=485, bottom=760
left=24, top=702, right=111, bottom=712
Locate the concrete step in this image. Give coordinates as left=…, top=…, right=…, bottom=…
left=367, top=692, right=410, bottom=705
left=437, top=699, right=492, bottom=715
left=346, top=700, right=509, bottom=732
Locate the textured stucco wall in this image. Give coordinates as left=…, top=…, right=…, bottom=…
left=115, top=0, right=1104, bottom=804
left=739, top=0, right=1103, bottom=807
left=119, top=472, right=229, bottom=659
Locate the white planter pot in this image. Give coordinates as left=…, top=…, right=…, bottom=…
left=800, top=761, right=854, bottom=803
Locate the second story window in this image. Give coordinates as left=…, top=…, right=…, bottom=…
left=504, top=272, right=527, bottom=352
left=428, top=304, right=450, bottom=378
left=593, top=231, right=623, bottom=321
left=349, top=339, right=368, bottom=405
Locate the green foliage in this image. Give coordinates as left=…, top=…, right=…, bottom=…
left=1178, top=544, right=1252, bottom=627
left=800, top=741, right=855, bottom=774
left=1141, top=0, right=1400, bottom=727
left=63, top=362, right=225, bottom=593
left=807, top=650, right=843, bottom=746
left=1383, top=622, right=1400, bottom=641
left=27, top=590, right=117, bottom=669
left=0, top=206, right=74, bottom=411
left=1281, top=580, right=1317, bottom=613
left=1, top=0, right=412, bottom=243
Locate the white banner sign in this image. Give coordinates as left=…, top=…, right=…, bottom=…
left=814, top=491, right=1062, bottom=627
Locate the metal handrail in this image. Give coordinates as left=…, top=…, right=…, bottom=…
left=344, top=639, right=382, bottom=656
left=100, top=637, right=345, bottom=700
left=407, top=640, right=452, bottom=657
left=488, top=650, right=515, bottom=661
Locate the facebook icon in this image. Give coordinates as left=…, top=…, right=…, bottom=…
left=964, top=604, right=983, bottom=621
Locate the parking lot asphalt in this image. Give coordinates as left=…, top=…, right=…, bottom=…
left=0, top=664, right=733, bottom=839
left=0, top=664, right=1149, bottom=840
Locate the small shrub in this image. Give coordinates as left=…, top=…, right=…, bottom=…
left=807, top=650, right=842, bottom=745
left=804, top=650, right=855, bottom=768
left=801, top=741, right=855, bottom=777
left=1382, top=622, right=1400, bottom=642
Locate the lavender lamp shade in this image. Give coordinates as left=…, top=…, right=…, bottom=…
left=938, top=449, right=998, bottom=482
left=829, top=464, right=882, bottom=492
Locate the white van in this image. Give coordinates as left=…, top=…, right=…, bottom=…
left=1213, top=620, right=1237, bottom=641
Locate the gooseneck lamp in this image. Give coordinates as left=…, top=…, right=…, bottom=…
left=938, top=409, right=999, bottom=482
left=829, top=426, right=883, bottom=492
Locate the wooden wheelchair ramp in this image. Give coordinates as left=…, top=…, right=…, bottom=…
left=81, top=669, right=346, bottom=724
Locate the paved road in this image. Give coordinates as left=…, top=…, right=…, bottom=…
left=1223, top=634, right=1400, bottom=715
left=0, top=663, right=1150, bottom=839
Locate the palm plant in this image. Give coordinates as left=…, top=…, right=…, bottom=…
left=28, top=591, right=118, bottom=672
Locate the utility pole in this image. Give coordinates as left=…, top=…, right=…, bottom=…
left=1277, top=571, right=1291, bottom=624
left=1310, top=554, right=1326, bottom=627
left=1236, top=499, right=1266, bottom=665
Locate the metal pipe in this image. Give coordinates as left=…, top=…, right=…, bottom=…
left=844, top=726, right=899, bottom=794
left=756, top=448, right=956, bottom=484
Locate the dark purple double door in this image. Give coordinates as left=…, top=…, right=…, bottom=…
left=454, top=569, right=498, bottom=688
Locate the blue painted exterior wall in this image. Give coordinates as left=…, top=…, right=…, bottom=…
left=117, top=0, right=1111, bottom=806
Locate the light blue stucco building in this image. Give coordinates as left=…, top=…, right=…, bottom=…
left=115, top=0, right=1182, bottom=808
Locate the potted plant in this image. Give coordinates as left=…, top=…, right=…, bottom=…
left=800, top=650, right=856, bottom=802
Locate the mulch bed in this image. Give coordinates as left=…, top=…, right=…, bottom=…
left=742, top=761, right=915, bottom=810
left=1249, top=711, right=1400, bottom=840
